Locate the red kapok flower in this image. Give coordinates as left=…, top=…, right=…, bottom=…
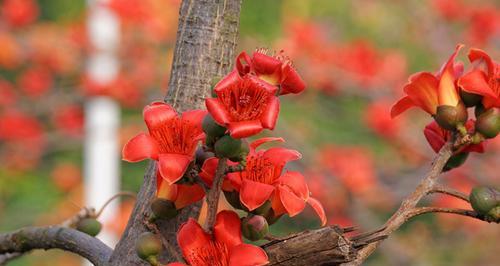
left=1, top=0, right=39, bottom=28
left=206, top=75, right=280, bottom=138
left=201, top=138, right=327, bottom=225
left=458, top=48, right=500, bottom=108
left=122, top=102, right=207, bottom=184
left=156, top=170, right=205, bottom=209
left=391, top=44, right=464, bottom=118
left=236, top=49, right=306, bottom=95
left=167, top=210, right=269, bottom=266
left=424, top=120, right=485, bottom=153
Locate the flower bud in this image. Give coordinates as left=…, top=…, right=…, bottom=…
left=475, top=108, right=500, bottom=139
left=202, top=114, right=226, bottom=138
left=434, top=103, right=468, bottom=131
left=76, top=218, right=102, bottom=237
left=195, top=147, right=214, bottom=167
left=229, top=140, right=249, bottom=162
left=469, top=186, right=499, bottom=215
left=224, top=190, right=245, bottom=210
left=214, top=135, right=243, bottom=159
left=486, top=206, right=500, bottom=223
left=460, top=90, right=482, bottom=107
left=151, top=198, right=178, bottom=220
left=242, top=215, right=269, bottom=241
left=135, top=232, right=162, bottom=261
left=443, top=152, right=468, bottom=172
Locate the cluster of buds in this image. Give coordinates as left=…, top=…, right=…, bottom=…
left=392, top=44, right=499, bottom=171
left=123, top=49, right=325, bottom=265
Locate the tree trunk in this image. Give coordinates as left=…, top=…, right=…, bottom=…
left=109, top=1, right=242, bottom=265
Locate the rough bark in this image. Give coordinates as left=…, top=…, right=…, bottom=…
left=0, top=226, right=112, bottom=266
left=109, top=1, right=242, bottom=265
left=262, top=227, right=356, bottom=266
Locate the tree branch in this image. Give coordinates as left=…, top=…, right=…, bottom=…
left=0, top=226, right=112, bottom=266
left=204, top=158, right=227, bottom=232
left=406, top=207, right=495, bottom=222
left=428, top=184, right=469, bottom=202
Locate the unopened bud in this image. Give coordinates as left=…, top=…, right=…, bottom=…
left=434, top=103, right=468, bottom=131
left=443, top=152, right=469, bottom=172
left=475, top=108, right=500, bottom=139
left=76, top=218, right=102, bottom=237
left=214, top=135, right=244, bottom=159
left=202, top=114, right=226, bottom=139
left=151, top=198, right=178, bottom=220
left=136, top=232, right=162, bottom=261
left=460, top=90, right=482, bottom=107
left=229, top=140, right=249, bottom=162
left=486, top=206, right=500, bottom=223
left=242, top=215, right=269, bottom=241
left=469, top=186, right=499, bottom=215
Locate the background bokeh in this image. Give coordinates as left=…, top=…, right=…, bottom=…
left=0, top=0, right=498, bottom=265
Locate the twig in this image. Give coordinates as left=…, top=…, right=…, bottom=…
left=204, top=158, right=228, bottom=232
left=193, top=175, right=210, bottom=193
left=96, top=191, right=137, bottom=218
left=405, top=207, right=492, bottom=222
left=144, top=220, right=185, bottom=263
left=428, top=184, right=469, bottom=203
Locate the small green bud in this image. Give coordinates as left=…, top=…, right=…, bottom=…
left=214, top=135, right=243, bottom=159
left=151, top=198, right=178, bottom=220
left=202, top=114, right=227, bottom=139
left=136, top=232, right=162, bottom=260
left=434, top=103, right=468, bottom=131
left=486, top=206, right=500, bottom=223
left=76, top=218, right=102, bottom=237
left=443, top=152, right=469, bottom=172
left=242, top=215, right=269, bottom=241
left=475, top=108, right=500, bottom=139
left=229, top=140, right=249, bottom=162
left=460, top=90, right=482, bottom=107
left=469, top=186, right=499, bottom=215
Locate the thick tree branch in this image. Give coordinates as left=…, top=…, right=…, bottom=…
left=0, top=226, right=112, bottom=266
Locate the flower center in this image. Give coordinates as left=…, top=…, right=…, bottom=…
left=219, top=79, right=271, bottom=122
left=149, top=117, right=200, bottom=155
left=242, top=154, right=279, bottom=185
left=185, top=241, right=230, bottom=266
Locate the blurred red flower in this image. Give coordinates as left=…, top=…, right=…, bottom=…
left=1, top=0, right=39, bottom=28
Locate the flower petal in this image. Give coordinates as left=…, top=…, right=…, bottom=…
left=250, top=137, right=284, bottom=152
left=227, top=172, right=243, bottom=190
left=280, top=171, right=309, bottom=200
left=158, top=153, right=192, bottom=184
left=263, top=147, right=301, bottom=167
left=278, top=185, right=306, bottom=217
left=174, top=184, right=205, bottom=209
left=199, top=157, right=219, bottom=186
left=214, top=70, right=242, bottom=94
left=468, top=48, right=494, bottom=76
left=404, top=72, right=439, bottom=115
left=424, top=121, right=448, bottom=153
left=214, top=210, right=243, bottom=249
left=240, top=179, right=275, bottom=211
left=177, top=218, right=211, bottom=258
left=156, top=171, right=178, bottom=201
left=143, top=101, right=177, bottom=130
left=229, top=243, right=269, bottom=266
left=227, top=120, right=263, bottom=139
left=458, top=70, right=497, bottom=99
left=182, top=109, right=208, bottom=133
left=122, top=133, right=159, bottom=162
left=206, top=98, right=231, bottom=125
left=280, top=64, right=306, bottom=95
left=236, top=52, right=252, bottom=76
left=271, top=189, right=287, bottom=216
left=307, top=197, right=327, bottom=226
left=260, top=97, right=280, bottom=130
left=252, top=51, right=282, bottom=76
left=390, top=96, right=414, bottom=118
left=438, top=44, right=463, bottom=106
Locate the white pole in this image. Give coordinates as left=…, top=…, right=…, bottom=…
left=84, top=0, right=120, bottom=264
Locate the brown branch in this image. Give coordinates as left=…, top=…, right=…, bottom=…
left=428, top=184, right=470, bottom=202
left=204, top=158, right=228, bottom=232
left=0, top=226, right=112, bottom=266
left=95, top=191, right=137, bottom=218
left=406, top=207, right=494, bottom=222
left=345, top=141, right=455, bottom=265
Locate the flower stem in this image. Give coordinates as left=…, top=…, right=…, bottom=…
left=204, top=158, right=228, bottom=233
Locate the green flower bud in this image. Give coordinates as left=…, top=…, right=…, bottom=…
left=469, top=186, right=499, bottom=215
left=486, top=206, right=500, bottom=223
left=135, top=232, right=162, bottom=261
left=460, top=90, right=482, bottom=107
left=202, top=114, right=226, bottom=138
left=242, top=215, right=269, bottom=241
left=475, top=108, right=500, bottom=139
left=229, top=140, right=249, bottom=162
left=151, top=198, right=178, bottom=220
left=214, top=135, right=243, bottom=159
left=76, top=218, right=102, bottom=237
left=434, top=103, right=468, bottom=131
left=443, top=152, right=469, bottom=172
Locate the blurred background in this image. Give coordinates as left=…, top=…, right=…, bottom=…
left=0, top=0, right=498, bottom=265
